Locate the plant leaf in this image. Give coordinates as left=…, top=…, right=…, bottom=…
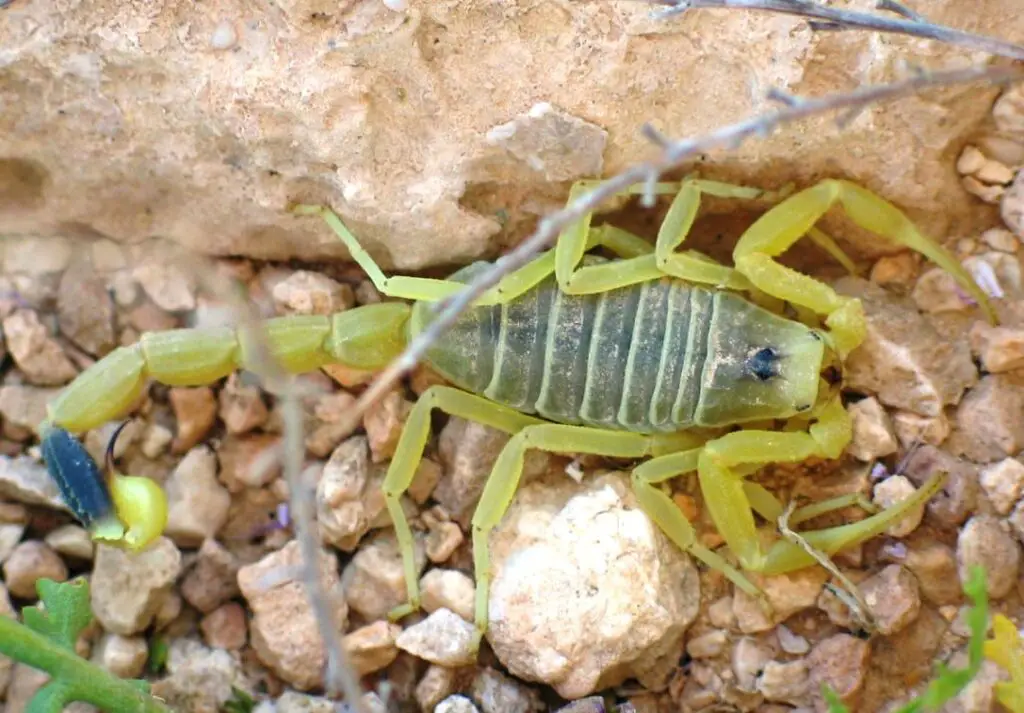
left=26, top=681, right=74, bottom=713
left=21, top=578, right=94, bottom=651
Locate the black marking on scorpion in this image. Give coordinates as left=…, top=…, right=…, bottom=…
left=746, top=346, right=783, bottom=382
left=41, top=425, right=115, bottom=528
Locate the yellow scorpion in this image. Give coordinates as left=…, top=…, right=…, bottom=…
left=40, top=178, right=994, bottom=649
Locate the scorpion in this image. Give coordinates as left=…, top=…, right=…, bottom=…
left=39, top=177, right=995, bottom=650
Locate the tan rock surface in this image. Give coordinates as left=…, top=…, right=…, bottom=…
left=2, top=2, right=1021, bottom=270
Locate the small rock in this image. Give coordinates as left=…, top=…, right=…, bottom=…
left=4, top=237, right=73, bottom=275
left=57, top=264, right=117, bottom=356
left=732, top=569, right=828, bottom=634
left=141, top=423, right=173, bottom=458
left=1003, top=166, right=1024, bottom=238
left=0, top=583, right=13, bottom=697
left=133, top=261, right=197, bottom=311
left=891, top=410, right=950, bottom=447
left=732, top=637, right=772, bottom=691
left=169, top=387, right=218, bottom=453
left=686, top=629, right=728, bottom=659
left=872, top=475, right=925, bottom=537
left=408, top=457, right=443, bottom=504
left=982, top=227, right=1019, bottom=252
left=0, top=522, right=25, bottom=564
left=420, top=568, right=475, bottom=622
left=757, top=659, right=810, bottom=707
left=217, top=434, right=281, bottom=492
left=901, top=445, right=978, bottom=527
left=153, top=590, right=183, bottom=631
left=969, top=323, right=1024, bottom=372
left=979, top=457, right=1024, bottom=515
left=435, top=696, right=481, bottom=713
left=776, top=624, right=809, bottom=655
left=471, top=666, right=544, bottom=713
left=91, top=537, right=182, bottom=635
left=43, top=524, right=93, bottom=560
left=416, top=664, right=459, bottom=711
left=92, top=633, right=148, bottom=678
left=0, top=384, right=61, bottom=436
left=395, top=607, right=478, bottom=666
left=833, top=278, right=977, bottom=417
left=148, top=638, right=250, bottom=713
left=2, top=541, right=67, bottom=599
left=846, top=397, right=898, bottom=461
left=3, top=309, right=78, bottom=386
left=180, top=538, right=241, bottom=613
left=487, top=473, right=700, bottom=699
left=425, top=517, right=464, bottom=563
left=343, top=620, right=401, bottom=675
left=869, top=252, right=918, bottom=288
left=807, top=634, right=870, bottom=711
left=237, top=540, right=347, bottom=690
left=0, top=455, right=67, bottom=510
left=859, top=565, right=921, bottom=635
left=200, top=602, right=248, bottom=651
left=957, top=515, right=1020, bottom=599
left=218, top=373, right=269, bottom=435
left=305, top=390, right=358, bottom=458
left=316, top=435, right=374, bottom=551
left=271, top=270, right=354, bottom=316
left=899, top=539, right=962, bottom=606
left=363, top=389, right=412, bottom=463
left=948, top=374, right=1024, bottom=462
left=164, top=446, right=231, bottom=547
left=341, top=530, right=426, bottom=621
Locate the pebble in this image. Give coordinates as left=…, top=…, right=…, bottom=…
left=416, top=664, right=460, bottom=711
left=43, top=524, right=93, bottom=561
left=969, top=323, right=1024, bottom=372
left=420, top=568, right=475, bottom=622
left=164, top=446, right=231, bottom=547
left=217, top=434, right=281, bottom=492
left=408, top=457, right=443, bottom=504
left=316, top=435, right=374, bottom=551
left=209, top=20, right=238, bottom=51
left=169, top=387, right=218, bottom=453
left=872, top=475, right=925, bottom=537
left=148, top=638, right=250, bottom=713
left=57, top=264, right=117, bottom=356
left=435, top=696, right=481, bottom=713
left=869, top=252, right=917, bottom=287
left=833, top=278, right=977, bottom=417
left=686, top=629, right=729, bottom=658
left=271, top=270, right=354, bottom=315
left=90, top=537, right=182, bottom=635
left=859, top=565, right=921, bottom=635
left=979, top=457, right=1024, bottom=515
left=0, top=455, right=67, bottom=510
left=948, top=374, right=1024, bottom=463
left=92, top=633, right=148, bottom=678
left=0, top=385, right=61, bottom=436
left=993, top=82, right=1024, bottom=134
left=4, top=236, right=73, bottom=275
left=891, top=409, right=950, bottom=448
left=776, top=624, right=809, bottom=655
left=133, top=261, right=197, bottom=311
left=757, top=659, right=810, bottom=707
left=846, top=397, right=898, bottom=461
left=425, top=515, right=464, bottom=563
left=899, top=540, right=962, bottom=606
left=305, top=390, right=358, bottom=458
left=200, top=602, right=248, bottom=651
left=807, top=634, right=870, bottom=710
left=363, top=389, right=412, bottom=463
left=0, top=522, right=25, bottom=564
left=982, top=227, right=1019, bottom=252
left=218, top=373, right=269, bottom=434
left=180, top=538, right=241, bottom=613
left=343, top=620, right=401, bottom=675
left=957, top=515, right=1020, bottom=599
left=732, top=636, right=772, bottom=691
left=471, top=666, right=544, bottom=713
left=732, top=568, right=828, bottom=634
left=2, top=540, right=68, bottom=599
left=3, top=309, right=78, bottom=386
left=1004, top=170, right=1024, bottom=239
left=341, top=530, right=426, bottom=621
left=901, top=444, right=978, bottom=527
left=141, top=423, right=173, bottom=458
left=237, top=540, right=347, bottom=690
left=486, top=473, right=700, bottom=699
left=395, top=607, right=478, bottom=667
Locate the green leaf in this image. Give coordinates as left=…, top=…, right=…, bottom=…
left=21, top=578, right=94, bottom=651
left=26, top=681, right=73, bottom=713
left=222, top=687, right=256, bottom=713
left=147, top=636, right=169, bottom=674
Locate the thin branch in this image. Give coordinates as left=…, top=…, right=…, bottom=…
left=649, top=0, right=1024, bottom=61
left=332, top=63, right=1023, bottom=436
left=179, top=253, right=366, bottom=708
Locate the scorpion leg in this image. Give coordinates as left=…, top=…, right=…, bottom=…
left=731, top=178, right=996, bottom=357
left=696, top=398, right=947, bottom=577
left=381, top=386, right=542, bottom=621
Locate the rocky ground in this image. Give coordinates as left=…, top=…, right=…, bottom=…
left=1, top=84, right=1024, bottom=713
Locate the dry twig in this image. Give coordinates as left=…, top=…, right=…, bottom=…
left=648, top=0, right=1024, bottom=61
left=332, top=62, right=1024, bottom=442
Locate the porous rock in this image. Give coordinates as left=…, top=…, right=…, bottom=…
left=486, top=472, right=700, bottom=699
left=237, top=539, right=346, bottom=691
left=163, top=445, right=231, bottom=547
left=957, top=514, right=1021, bottom=600
left=149, top=637, right=252, bottom=713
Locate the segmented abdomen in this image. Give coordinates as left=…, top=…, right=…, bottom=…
left=420, top=262, right=724, bottom=433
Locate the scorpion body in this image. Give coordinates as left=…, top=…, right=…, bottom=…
left=420, top=261, right=823, bottom=432
left=39, top=177, right=996, bottom=652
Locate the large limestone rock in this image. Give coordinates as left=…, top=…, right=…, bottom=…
left=2, top=1, right=1021, bottom=270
